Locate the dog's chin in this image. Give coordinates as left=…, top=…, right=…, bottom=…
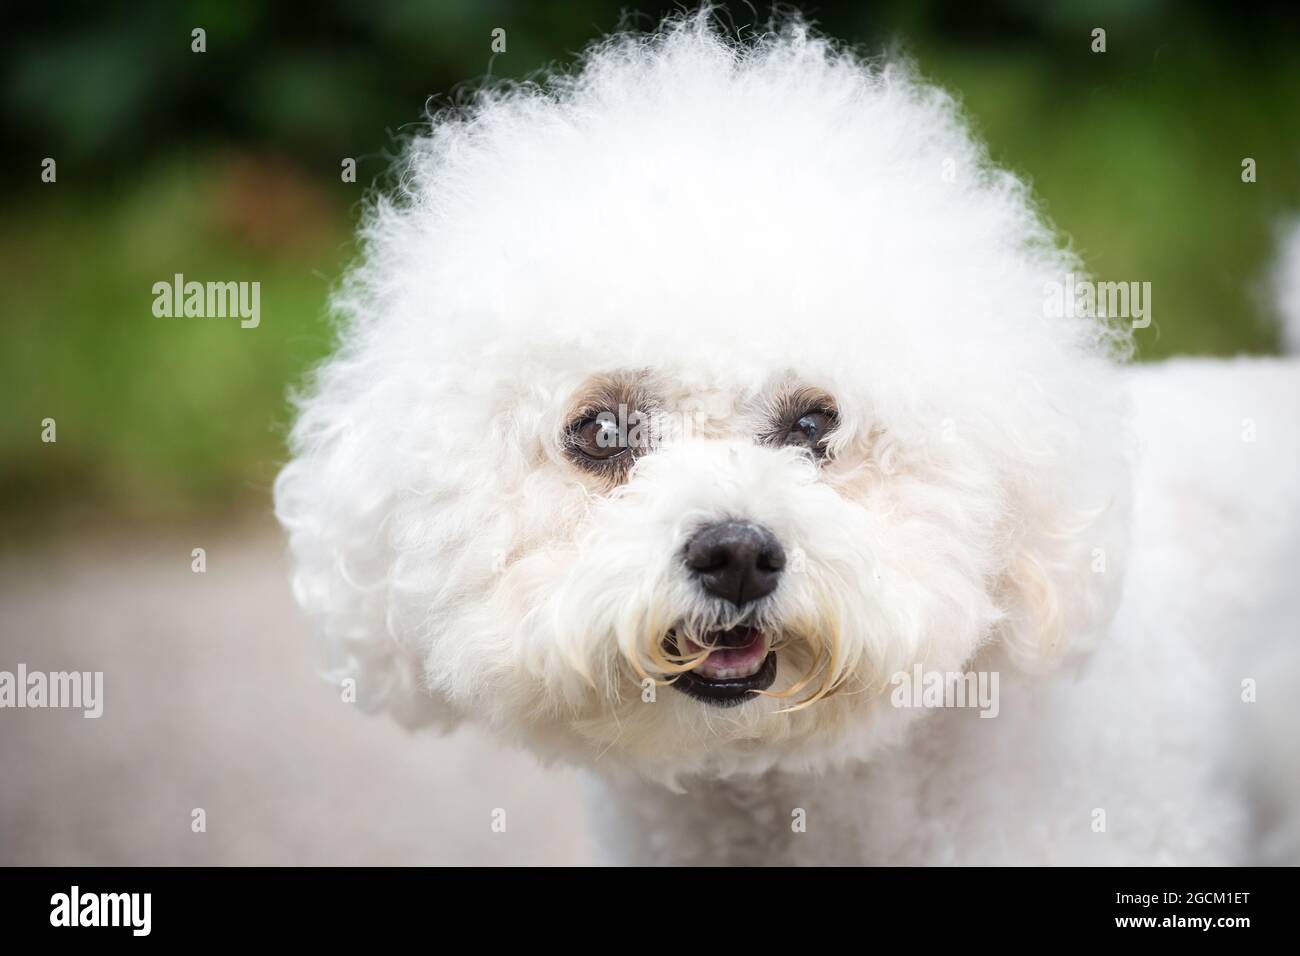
left=670, top=626, right=777, bottom=707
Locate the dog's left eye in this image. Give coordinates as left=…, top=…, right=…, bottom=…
left=782, top=409, right=836, bottom=457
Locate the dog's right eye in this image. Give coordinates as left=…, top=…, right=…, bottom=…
left=570, top=413, right=627, bottom=461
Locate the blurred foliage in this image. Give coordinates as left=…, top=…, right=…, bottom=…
left=1, top=157, right=347, bottom=529
left=2, top=0, right=1299, bottom=529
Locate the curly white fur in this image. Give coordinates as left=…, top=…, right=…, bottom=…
left=276, top=12, right=1298, bottom=862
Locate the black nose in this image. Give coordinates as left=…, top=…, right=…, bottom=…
left=684, top=521, right=785, bottom=606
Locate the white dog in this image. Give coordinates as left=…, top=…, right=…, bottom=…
left=275, top=14, right=1300, bottom=865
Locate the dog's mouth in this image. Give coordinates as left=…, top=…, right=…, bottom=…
left=668, top=626, right=777, bottom=706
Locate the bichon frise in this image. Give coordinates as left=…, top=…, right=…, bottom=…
left=275, top=13, right=1300, bottom=865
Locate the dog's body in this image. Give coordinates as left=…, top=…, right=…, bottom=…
left=276, top=15, right=1300, bottom=865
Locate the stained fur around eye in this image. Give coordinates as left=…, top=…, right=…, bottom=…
left=563, top=371, right=660, bottom=477
left=758, top=386, right=839, bottom=460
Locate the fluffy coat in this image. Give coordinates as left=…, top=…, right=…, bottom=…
left=275, top=13, right=1299, bottom=864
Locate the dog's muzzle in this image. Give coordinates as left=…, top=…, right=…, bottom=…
left=672, top=521, right=784, bottom=705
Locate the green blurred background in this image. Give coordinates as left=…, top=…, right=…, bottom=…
left=3, top=0, right=1299, bottom=535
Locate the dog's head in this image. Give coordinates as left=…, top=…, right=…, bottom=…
left=276, top=16, right=1131, bottom=781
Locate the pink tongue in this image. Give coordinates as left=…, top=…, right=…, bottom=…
left=685, top=630, right=768, bottom=679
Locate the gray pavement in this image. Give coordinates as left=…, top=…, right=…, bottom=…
left=0, top=519, right=593, bottom=865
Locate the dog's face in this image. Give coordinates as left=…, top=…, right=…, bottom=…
left=447, top=354, right=1008, bottom=774
left=276, top=20, right=1131, bottom=781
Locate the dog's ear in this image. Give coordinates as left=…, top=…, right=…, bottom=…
left=274, top=389, right=463, bottom=731
left=994, top=443, right=1131, bottom=673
